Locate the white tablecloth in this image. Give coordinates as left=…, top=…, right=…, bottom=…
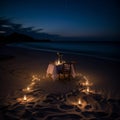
left=46, top=63, right=76, bottom=80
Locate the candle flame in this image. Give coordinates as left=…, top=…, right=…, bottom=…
left=58, top=60, right=61, bottom=65
left=55, top=59, right=61, bottom=65
left=23, top=95, right=27, bottom=101
left=86, top=80, right=89, bottom=86
left=86, top=87, right=90, bottom=93
left=78, top=99, right=82, bottom=105
left=27, top=87, right=30, bottom=91
left=32, top=74, right=40, bottom=81
left=82, top=79, right=93, bottom=87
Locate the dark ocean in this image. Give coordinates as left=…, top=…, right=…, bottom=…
left=9, top=41, right=120, bottom=62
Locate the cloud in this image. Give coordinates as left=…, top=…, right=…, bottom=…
left=1, top=17, right=118, bottom=41
left=0, top=17, right=61, bottom=40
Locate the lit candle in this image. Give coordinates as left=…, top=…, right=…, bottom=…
left=27, top=87, right=30, bottom=91
left=85, top=80, right=89, bottom=86
left=32, top=75, right=38, bottom=81
left=78, top=99, right=82, bottom=105
left=55, top=59, right=63, bottom=65
left=57, top=60, right=60, bottom=65
left=86, top=87, right=90, bottom=93
left=23, top=95, right=27, bottom=101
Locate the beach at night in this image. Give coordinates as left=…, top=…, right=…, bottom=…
left=0, top=0, right=120, bottom=119
left=0, top=44, right=120, bottom=119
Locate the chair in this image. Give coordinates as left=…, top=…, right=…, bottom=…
left=62, top=63, right=72, bottom=80
left=56, top=62, right=72, bottom=80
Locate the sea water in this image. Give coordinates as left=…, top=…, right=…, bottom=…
left=9, top=41, right=120, bottom=62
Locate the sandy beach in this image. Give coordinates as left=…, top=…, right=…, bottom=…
left=0, top=45, right=120, bottom=120
left=0, top=0, right=120, bottom=119
left=0, top=45, right=119, bottom=98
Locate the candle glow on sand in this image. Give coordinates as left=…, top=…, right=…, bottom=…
left=77, top=98, right=87, bottom=109
left=78, top=99, right=82, bottom=105
left=22, top=86, right=31, bottom=92
left=17, top=95, right=35, bottom=104
left=80, top=76, right=95, bottom=94
left=18, top=74, right=42, bottom=104
left=31, top=82, right=35, bottom=85
left=87, top=87, right=90, bottom=93
left=32, top=75, right=41, bottom=81
left=82, top=78, right=93, bottom=87
left=23, top=95, right=27, bottom=101
left=20, top=72, right=94, bottom=107
left=69, top=98, right=87, bottom=109
left=82, top=86, right=95, bottom=94
left=27, top=87, right=30, bottom=91
left=85, top=80, right=89, bottom=86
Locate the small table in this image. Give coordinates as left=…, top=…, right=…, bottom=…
left=46, top=62, right=76, bottom=80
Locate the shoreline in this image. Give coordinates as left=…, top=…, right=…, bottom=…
left=8, top=43, right=120, bottom=62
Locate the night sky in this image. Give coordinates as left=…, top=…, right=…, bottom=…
left=0, top=0, right=120, bottom=40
